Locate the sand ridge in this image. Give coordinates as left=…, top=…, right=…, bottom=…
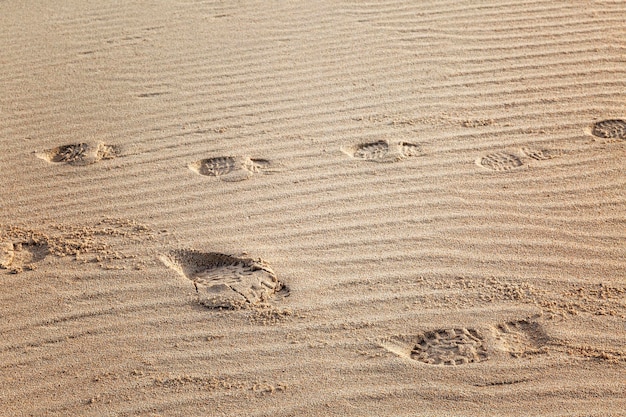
left=0, top=0, right=625, bottom=415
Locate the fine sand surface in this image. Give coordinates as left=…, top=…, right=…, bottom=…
left=1, top=1, right=625, bottom=416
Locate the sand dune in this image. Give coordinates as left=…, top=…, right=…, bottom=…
left=1, top=0, right=625, bottom=415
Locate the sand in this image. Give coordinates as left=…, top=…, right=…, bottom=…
left=1, top=0, right=625, bottom=415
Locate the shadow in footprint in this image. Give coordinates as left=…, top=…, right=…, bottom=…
left=0, top=241, right=49, bottom=273
left=520, top=147, right=563, bottom=161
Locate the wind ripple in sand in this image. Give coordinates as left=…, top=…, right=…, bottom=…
left=2, top=0, right=626, bottom=415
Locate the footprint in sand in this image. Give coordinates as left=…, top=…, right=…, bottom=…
left=160, top=250, right=286, bottom=309
left=477, top=152, right=524, bottom=171
left=381, top=317, right=550, bottom=365
left=476, top=118, right=625, bottom=172
left=36, top=142, right=119, bottom=166
left=410, top=328, right=489, bottom=365
left=343, top=140, right=422, bottom=162
left=0, top=241, right=48, bottom=273
left=188, top=156, right=272, bottom=181
left=478, top=147, right=564, bottom=172
left=591, top=119, right=626, bottom=140
left=381, top=328, right=489, bottom=366
left=520, top=147, right=563, bottom=161
left=490, top=319, right=550, bottom=358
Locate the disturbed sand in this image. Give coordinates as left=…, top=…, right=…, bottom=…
left=1, top=1, right=625, bottom=416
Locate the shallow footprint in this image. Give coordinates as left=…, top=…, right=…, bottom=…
left=491, top=319, right=549, bottom=358
left=591, top=119, right=626, bottom=139
left=188, top=156, right=272, bottom=181
left=344, top=140, right=421, bottom=162
left=520, top=147, right=563, bottom=161
left=353, top=140, right=389, bottom=160
left=36, top=142, right=118, bottom=166
left=410, top=328, right=488, bottom=365
left=160, top=250, right=286, bottom=309
left=477, top=152, right=524, bottom=171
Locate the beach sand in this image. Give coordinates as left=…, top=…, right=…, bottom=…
left=1, top=1, right=625, bottom=415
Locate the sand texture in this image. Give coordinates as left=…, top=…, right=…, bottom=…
left=1, top=0, right=625, bottom=416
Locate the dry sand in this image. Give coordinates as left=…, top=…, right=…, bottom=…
left=1, top=0, right=625, bottom=415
